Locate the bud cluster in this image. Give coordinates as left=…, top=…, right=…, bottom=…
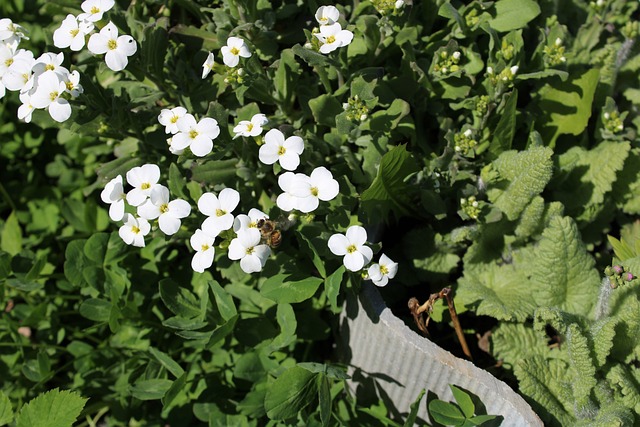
left=621, top=21, right=639, bottom=40
left=603, top=111, right=624, bottom=134
left=342, top=95, right=369, bottom=122
left=371, top=0, right=406, bottom=15
left=605, top=265, right=638, bottom=288
left=474, top=95, right=490, bottom=117
left=454, top=129, right=477, bottom=156
left=460, top=196, right=481, bottom=220
left=433, top=50, right=462, bottom=75
left=224, top=66, right=245, bottom=85
left=543, top=38, right=567, bottom=67
left=486, top=65, right=519, bottom=86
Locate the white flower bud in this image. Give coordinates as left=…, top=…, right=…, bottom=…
left=452, top=51, right=461, bottom=60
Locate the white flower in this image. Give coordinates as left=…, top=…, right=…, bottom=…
left=233, top=113, right=268, bottom=138
left=314, top=23, right=353, bottom=54
left=198, top=188, right=240, bottom=235
left=17, top=92, right=33, bottom=123
left=172, top=114, right=220, bottom=157
left=137, top=185, right=191, bottom=235
left=78, top=0, right=116, bottom=22
left=395, top=0, right=405, bottom=8
left=0, top=48, right=34, bottom=92
left=328, top=225, right=373, bottom=272
left=62, top=70, right=83, bottom=98
left=315, top=5, right=340, bottom=26
left=202, top=52, right=215, bottom=78
left=258, top=129, right=304, bottom=171
left=100, top=175, right=126, bottom=221
left=190, top=229, right=217, bottom=273
left=0, top=18, right=28, bottom=49
left=233, top=208, right=268, bottom=232
left=119, top=214, right=150, bottom=247
left=367, top=254, right=398, bottom=287
left=32, top=52, right=68, bottom=79
left=220, top=37, right=251, bottom=67
left=125, top=163, right=161, bottom=206
left=510, top=65, right=519, bottom=76
left=53, top=14, right=94, bottom=51
left=228, top=228, right=271, bottom=273
left=158, top=106, right=188, bottom=134
left=29, top=71, right=72, bottom=122
left=288, top=166, right=339, bottom=213
left=275, top=172, right=307, bottom=212
left=87, top=22, right=137, bottom=72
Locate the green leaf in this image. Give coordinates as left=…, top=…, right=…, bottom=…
left=428, top=400, right=466, bottom=426
left=0, top=391, right=13, bottom=426
left=209, top=280, right=237, bottom=321
left=130, top=379, right=173, bottom=401
left=292, top=43, right=328, bottom=67
left=64, top=239, right=90, bottom=287
left=297, top=363, right=350, bottom=380
left=161, top=373, right=187, bottom=410
left=1, top=211, right=22, bottom=256
left=489, top=90, right=517, bottom=158
left=274, top=48, right=301, bottom=107
left=485, top=146, right=553, bottom=221
left=318, top=375, right=331, bottom=427
left=309, top=94, right=343, bottom=128
left=261, top=274, right=323, bottom=304
left=536, top=68, right=600, bottom=146
left=403, top=389, right=425, bottom=427
left=324, top=266, right=345, bottom=312
left=15, top=388, right=87, bottom=427
left=450, top=385, right=474, bottom=419
left=531, top=216, right=600, bottom=316
left=168, top=163, right=188, bottom=200
left=608, top=235, right=635, bottom=261
left=264, top=366, right=318, bottom=420
left=491, top=323, right=552, bottom=367
left=84, top=232, right=109, bottom=264
left=149, top=347, right=185, bottom=379
left=361, top=144, right=420, bottom=221
left=566, top=324, right=596, bottom=406
left=487, top=0, right=541, bottom=32
left=79, top=298, right=112, bottom=322
left=191, top=159, right=239, bottom=185
left=269, top=303, right=297, bottom=350
left=159, top=278, right=202, bottom=318
left=296, top=228, right=327, bottom=278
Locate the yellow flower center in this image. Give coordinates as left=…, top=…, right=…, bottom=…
left=380, top=265, right=389, bottom=275
left=160, top=203, right=169, bottom=214
left=5, top=58, right=13, bottom=67
left=246, top=123, right=254, bottom=131
left=66, top=81, right=74, bottom=91
left=230, top=47, right=240, bottom=55
left=216, top=209, right=226, bottom=217
left=277, top=146, right=286, bottom=156
left=310, top=187, right=319, bottom=197
left=170, top=115, right=179, bottom=123
left=91, top=6, right=100, bottom=13
left=189, top=130, right=198, bottom=139
left=245, top=246, right=255, bottom=255
left=108, top=39, right=118, bottom=50
left=49, top=91, right=59, bottom=101
left=70, top=28, right=80, bottom=37
left=201, top=244, right=209, bottom=251
left=131, top=226, right=140, bottom=234
left=346, top=244, right=357, bottom=254
left=141, top=182, right=151, bottom=190
left=327, top=35, right=336, bottom=44
left=45, top=64, right=55, bottom=71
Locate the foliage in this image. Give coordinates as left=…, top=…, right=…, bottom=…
left=1, top=0, right=640, bottom=425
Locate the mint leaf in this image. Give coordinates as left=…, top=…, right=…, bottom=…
left=15, top=389, right=87, bottom=427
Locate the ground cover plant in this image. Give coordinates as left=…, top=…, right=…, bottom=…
left=1, top=0, right=640, bottom=425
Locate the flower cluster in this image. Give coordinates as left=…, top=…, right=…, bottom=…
left=343, top=95, right=369, bottom=122
left=460, top=196, right=481, bottom=220
left=328, top=225, right=398, bottom=287
left=53, top=1, right=137, bottom=71
left=202, top=36, right=251, bottom=78
left=101, top=164, right=191, bottom=245
left=158, top=107, right=220, bottom=157
left=276, top=167, right=339, bottom=213
left=486, top=65, right=519, bottom=86
left=432, top=50, right=462, bottom=75
left=603, top=111, right=624, bottom=134
left=233, top=113, right=268, bottom=139
left=310, top=6, right=354, bottom=54
left=605, top=265, right=638, bottom=289
left=543, top=38, right=567, bottom=67
left=453, top=129, right=477, bottom=156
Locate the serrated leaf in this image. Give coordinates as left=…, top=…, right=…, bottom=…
left=531, top=216, right=600, bottom=316
left=591, top=317, right=618, bottom=368
left=15, top=388, right=87, bottom=427
left=1, top=211, right=22, bottom=256
left=0, top=391, right=13, bottom=426
left=536, top=68, right=600, bottom=146
left=491, top=323, right=553, bottom=368
left=486, top=146, right=553, bottom=221
left=260, top=274, right=323, bottom=304
left=130, top=379, right=173, bottom=400
left=265, top=366, right=318, bottom=420
left=209, top=280, right=237, bottom=321
left=457, top=263, right=536, bottom=321
left=361, top=144, right=419, bottom=221
left=428, top=400, right=465, bottom=426
left=566, top=324, right=596, bottom=406
left=487, top=0, right=541, bottom=32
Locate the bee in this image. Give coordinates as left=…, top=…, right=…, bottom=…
left=256, top=218, right=283, bottom=248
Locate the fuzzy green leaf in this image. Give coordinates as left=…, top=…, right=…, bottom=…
left=566, top=324, right=597, bottom=406
left=514, top=196, right=546, bottom=238
left=309, top=94, right=342, bottom=128
left=606, top=365, right=640, bottom=417
left=591, top=317, right=618, bottom=368
left=15, top=389, right=87, bottom=427
left=531, top=216, right=600, bottom=316
left=458, top=263, right=536, bottom=321
left=264, top=366, right=318, bottom=420
left=0, top=391, right=13, bottom=426
left=486, top=146, right=553, bottom=221
left=491, top=323, right=555, bottom=368
left=487, top=0, right=541, bottom=32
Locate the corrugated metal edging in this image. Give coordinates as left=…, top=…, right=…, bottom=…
left=339, top=283, right=543, bottom=427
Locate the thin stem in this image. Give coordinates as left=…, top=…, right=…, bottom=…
left=442, top=288, right=472, bottom=360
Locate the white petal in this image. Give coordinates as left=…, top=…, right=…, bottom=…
left=328, top=233, right=349, bottom=256
left=368, top=264, right=383, bottom=282
left=295, top=195, right=318, bottom=213
left=219, top=188, right=240, bottom=211
left=360, top=245, right=373, bottom=265
left=279, top=152, right=300, bottom=171
left=169, top=199, right=191, bottom=218
left=190, top=136, right=213, bottom=157
left=346, top=225, right=367, bottom=246
left=258, top=143, right=280, bottom=165
left=227, top=237, right=246, bottom=260
left=109, top=200, right=125, bottom=221
left=192, top=250, right=214, bottom=273
left=105, top=50, right=128, bottom=71
left=198, top=192, right=219, bottom=216
left=240, top=254, right=262, bottom=273
left=284, top=136, right=304, bottom=154
left=344, top=252, right=365, bottom=272
left=159, top=214, right=181, bottom=235
left=276, top=192, right=298, bottom=212
left=137, top=199, right=160, bottom=220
